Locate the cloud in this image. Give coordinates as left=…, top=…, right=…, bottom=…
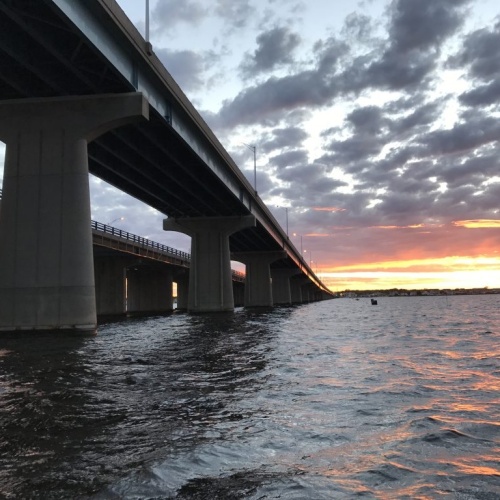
left=240, top=26, right=301, bottom=78
left=387, top=0, right=471, bottom=53
left=449, top=19, right=500, bottom=81
left=151, top=0, right=207, bottom=34
left=155, top=49, right=206, bottom=92
left=213, top=0, right=254, bottom=29
left=259, top=127, right=308, bottom=154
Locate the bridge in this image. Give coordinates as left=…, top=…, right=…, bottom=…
left=0, top=0, right=333, bottom=333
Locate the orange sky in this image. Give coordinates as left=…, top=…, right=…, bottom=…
left=301, top=219, right=500, bottom=291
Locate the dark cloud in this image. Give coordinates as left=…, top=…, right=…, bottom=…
left=347, top=106, right=386, bottom=135
left=259, top=127, right=308, bottom=154
left=325, top=134, right=386, bottom=165
left=387, top=0, right=470, bottom=53
left=268, top=149, right=308, bottom=169
left=417, top=111, right=500, bottom=157
left=240, top=26, right=301, bottom=78
left=449, top=19, right=500, bottom=81
left=459, top=80, right=500, bottom=107
left=214, top=70, right=335, bottom=128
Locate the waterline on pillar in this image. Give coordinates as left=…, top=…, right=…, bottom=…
left=0, top=325, right=97, bottom=336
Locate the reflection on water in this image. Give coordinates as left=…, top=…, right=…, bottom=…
left=0, top=296, right=499, bottom=499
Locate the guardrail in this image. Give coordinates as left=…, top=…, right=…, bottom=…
left=92, top=220, right=191, bottom=261
left=0, top=190, right=244, bottom=280
left=92, top=220, right=245, bottom=281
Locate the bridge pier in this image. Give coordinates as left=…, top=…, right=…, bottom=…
left=233, top=281, right=245, bottom=307
left=127, top=265, right=173, bottom=315
left=0, top=93, right=148, bottom=333
left=163, top=215, right=255, bottom=312
left=290, top=275, right=308, bottom=304
left=94, top=255, right=129, bottom=317
left=271, top=268, right=301, bottom=305
left=232, top=251, right=286, bottom=307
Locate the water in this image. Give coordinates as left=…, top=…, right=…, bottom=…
left=0, top=295, right=499, bottom=499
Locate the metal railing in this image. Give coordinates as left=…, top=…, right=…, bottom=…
left=92, top=220, right=245, bottom=281
left=92, top=220, right=191, bottom=261
left=0, top=189, right=244, bottom=280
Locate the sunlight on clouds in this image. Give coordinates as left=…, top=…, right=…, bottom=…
left=322, top=269, right=500, bottom=291
left=312, top=207, right=346, bottom=212
left=328, top=256, right=500, bottom=273
left=453, top=219, right=500, bottom=228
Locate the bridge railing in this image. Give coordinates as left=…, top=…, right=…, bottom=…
left=92, top=220, right=246, bottom=281
left=92, top=220, right=191, bottom=261
left=0, top=188, right=244, bottom=280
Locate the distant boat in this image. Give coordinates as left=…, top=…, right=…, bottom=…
left=371, top=299, right=378, bottom=305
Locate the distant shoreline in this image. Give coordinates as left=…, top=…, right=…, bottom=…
left=337, top=288, right=499, bottom=298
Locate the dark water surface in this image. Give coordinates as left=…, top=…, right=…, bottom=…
left=1, top=295, right=499, bottom=499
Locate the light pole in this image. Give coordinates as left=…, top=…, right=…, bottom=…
left=276, top=206, right=289, bottom=237
left=243, top=143, right=257, bottom=194
left=106, top=217, right=124, bottom=226
left=293, top=232, right=303, bottom=257
left=145, top=0, right=150, bottom=42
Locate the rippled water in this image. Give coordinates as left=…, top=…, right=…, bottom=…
left=0, top=295, right=499, bottom=499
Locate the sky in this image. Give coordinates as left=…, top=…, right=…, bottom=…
left=1, top=0, right=500, bottom=291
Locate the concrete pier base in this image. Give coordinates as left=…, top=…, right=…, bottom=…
left=163, top=215, right=255, bottom=312
left=233, top=251, right=286, bottom=307
left=0, top=93, right=148, bottom=333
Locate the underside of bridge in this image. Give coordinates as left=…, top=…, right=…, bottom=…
left=0, top=0, right=292, bottom=262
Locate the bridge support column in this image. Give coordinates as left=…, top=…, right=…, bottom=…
left=94, top=256, right=130, bottom=317
left=232, top=251, right=286, bottom=307
left=271, top=269, right=301, bottom=305
left=0, top=93, right=148, bottom=333
left=290, top=275, right=307, bottom=304
left=233, top=281, right=245, bottom=307
left=163, top=215, right=255, bottom=313
left=127, top=265, right=173, bottom=314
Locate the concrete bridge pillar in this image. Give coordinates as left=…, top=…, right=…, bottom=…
left=0, top=93, right=148, bottom=333
left=232, top=251, right=286, bottom=307
left=233, top=281, right=245, bottom=307
left=163, top=215, right=255, bottom=312
left=94, top=255, right=131, bottom=317
left=127, top=265, right=173, bottom=314
left=271, top=268, right=301, bottom=305
left=290, top=275, right=307, bottom=304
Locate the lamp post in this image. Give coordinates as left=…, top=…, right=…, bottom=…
left=145, top=0, right=150, bottom=42
left=293, top=232, right=303, bottom=257
left=243, top=143, right=257, bottom=194
left=276, top=206, right=289, bottom=237
left=106, top=217, right=124, bottom=226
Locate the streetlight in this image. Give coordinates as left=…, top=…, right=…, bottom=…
left=293, top=232, right=303, bottom=256
left=106, top=217, right=124, bottom=226
left=145, top=0, right=150, bottom=42
left=276, top=206, right=289, bottom=237
left=243, top=143, right=257, bottom=194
